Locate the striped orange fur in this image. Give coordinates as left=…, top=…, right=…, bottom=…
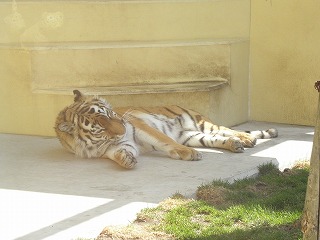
left=55, top=90, right=278, bottom=169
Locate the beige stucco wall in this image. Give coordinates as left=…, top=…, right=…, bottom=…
left=0, top=45, right=249, bottom=136
left=0, top=1, right=250, bottom=43
left=2, top=0, right=319, bottom=137
left=0, top=0, right=250, bottom=137
left=0, top=48, right=211, bottom=136
left=250, top=0, right=320, bottom=126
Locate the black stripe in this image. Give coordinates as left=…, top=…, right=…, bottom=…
left=177, top=106, right=198, bottom=130
left=166, top=121, right=173, bottom=132
left=161, top=124, right=168, bottom=135
left=177, top=116, right=183, bottom=127
left=182, top=132, right=201, bottom=145
left=182, top=136, right=193, bottom=145
left=164, top=107, right=181, bottom=116
left=178, top=131, right=184, bottom=139
left=84, top=134, right=94, bottom=142
left=80, top=115, right=85, bottom=123
left=199, top=122, right=205, bottom=133
left=95, top=129, right=104, bottom=134
left=82, top=128, right=89, bottom=134
left=142, top=107, right=153, bottom=113
left=74, top=102, right=85, bottom=112
left=79, top=106, right=90, bottom=114
left=161, top=124, right=167, bottom=134
left=260, top=130, right=265, bottom=139
left=151, top=122, right=158, bottom=130
left=132, top=125, right=137, bottom=143
left=199, top=136, right=205, bottom=146
left=120, top=143, right=135, bottom=149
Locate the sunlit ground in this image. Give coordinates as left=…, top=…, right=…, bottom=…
left=0, top=126, right=314, bottom=240
left=0, top=189, right=156, bottom=240
left=252, top=140, right=312, bottom=171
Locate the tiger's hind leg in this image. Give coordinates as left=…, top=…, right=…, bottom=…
left=178, top=131, right=245, bottom=153
left=196, top=122, right=256, bottom=149
left=209, top=129, right=257, bottom=148
left=177, top=113, right=257, bottom=148
left=204, top=127, right=278, bottom=148
left=197, top=119, right=278, bottom=148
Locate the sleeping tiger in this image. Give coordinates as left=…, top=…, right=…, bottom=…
left=55, top=90, right=278, bottom=169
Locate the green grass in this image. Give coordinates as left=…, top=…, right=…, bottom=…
left=160, top=201, right=301, bottom=240
left=96, top=162, right=309, bottom=240
left=135, top=162, right=308, bottom=240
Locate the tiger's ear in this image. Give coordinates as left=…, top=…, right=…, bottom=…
left=73, top=90, right=85, bottom=102
left=57, top=122, right=74, bottom=134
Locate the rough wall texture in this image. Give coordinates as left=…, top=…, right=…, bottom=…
left=0, top=0, right=250, bottom=136
left=250, top=0, right=319, bottom=125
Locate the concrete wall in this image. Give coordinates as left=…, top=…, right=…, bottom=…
left=2, top=0, right=319, bottom=137
left=250, top=0, right=320, bottom=126
left=0, top=0, right=250, bottom=136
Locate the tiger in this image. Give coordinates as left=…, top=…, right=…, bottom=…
left=55, top=90, right=278, bottom=169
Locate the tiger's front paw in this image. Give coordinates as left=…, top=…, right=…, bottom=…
left=114, top=149, right=137, bottom=169
left=237, top=133, right=257, bottom=148
left=227, top=137, right=245, bottom=153
left=169, top=146, right=202, bottom=161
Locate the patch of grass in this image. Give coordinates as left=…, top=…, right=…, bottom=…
left=97, top=162, right=309, bottom=240
left=258, top=161, right=280, bottom=175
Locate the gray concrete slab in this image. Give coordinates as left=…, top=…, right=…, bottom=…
left=0, top=122, right=314, bottom=240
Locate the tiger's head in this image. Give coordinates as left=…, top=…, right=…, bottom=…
left=55, top=90, right=126, bottom=157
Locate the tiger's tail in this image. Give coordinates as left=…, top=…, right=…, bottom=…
left=245, top=128, right=278, bottom=139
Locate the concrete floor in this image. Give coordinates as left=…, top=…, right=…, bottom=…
left=0, top=122, right=314, bottom=240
